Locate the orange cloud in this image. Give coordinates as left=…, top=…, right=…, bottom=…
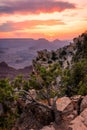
left=0, top=20, right=65, bottom=32
left=0, top=28, right=85, bottom=40
left=14, top=20, right=65, bottom=30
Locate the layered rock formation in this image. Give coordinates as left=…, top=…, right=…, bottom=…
left=0, top=62, right=32, bottom=80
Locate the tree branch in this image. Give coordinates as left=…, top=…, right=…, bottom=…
left=15, top=89, right=52, bottom=110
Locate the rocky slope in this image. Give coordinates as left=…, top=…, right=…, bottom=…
left=32, top=32, right=87, bottom=96
left=11, top=32, right=87, bottom=130
left=33, top=32, right=87, bottom=70
left=12, top=95, right=87, bottom=130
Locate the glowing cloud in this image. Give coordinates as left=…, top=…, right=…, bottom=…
left=0, top=19, right=65, bottom=32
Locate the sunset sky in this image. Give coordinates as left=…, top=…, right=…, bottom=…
left=0, top=0, right=87, bottom=40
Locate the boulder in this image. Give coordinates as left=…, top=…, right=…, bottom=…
left=69, top=108, right=87, bottom=130
left=56, top=97, right=74, bottom=114
left=56, top=97, right=74, bottom=125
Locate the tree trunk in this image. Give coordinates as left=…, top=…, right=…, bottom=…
left=52, top=97, right=62, bottom=125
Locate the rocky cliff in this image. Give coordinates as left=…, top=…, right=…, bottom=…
left=12, top=32, right=87, bottom=130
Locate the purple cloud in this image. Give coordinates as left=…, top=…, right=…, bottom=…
left=0, top=0, right=76, bottom=14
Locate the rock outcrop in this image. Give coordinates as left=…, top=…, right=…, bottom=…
left=33, top=32, right=86, bottom=70
left=56, top=97, right=73, bottom=113
left=12, top=95, right=87, bottom=130
left=33, top=41, right=76, bottom=70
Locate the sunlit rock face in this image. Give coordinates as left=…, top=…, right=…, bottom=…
left=69, top=108, right=87, bottom=130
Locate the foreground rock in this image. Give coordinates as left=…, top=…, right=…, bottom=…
left=12, top=95, right=87, bottom=130
left=69, top=108, right=87, bottom=130
left=56, top=97, right=74, bottom=113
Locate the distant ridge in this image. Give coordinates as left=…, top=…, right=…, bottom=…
left=0, top=38, right=69, bottom=68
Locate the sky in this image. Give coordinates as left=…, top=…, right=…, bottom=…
left=0, top=0, right=87, bottom=40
